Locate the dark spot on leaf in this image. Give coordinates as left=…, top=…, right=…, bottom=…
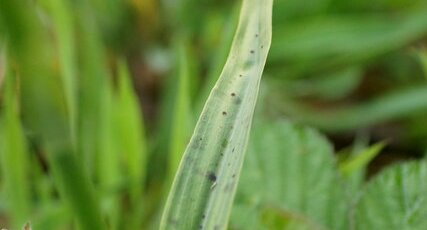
left=202, top=214, right=206, bottom=219
left=255, top=34, right=259, bottom=37
left=232, top=174, right=236, bottom=178
left=243, top=60, right=254, bottom=69
left=231, top=93, right=236, bottom=97
left=250, top=50, right=254, bottom=54
left=261, top=45, right=264, bottom=49
left=222, top=111, right=227, bottom=115
left=220, top=153, right=223, bottom=156
left=222, top=139, right=228, bottom=148
left=207, top=172, right=217, bottom=182
left=232, top=148, right=235, bottom=152
left=239, top=74, right=243, bottom=77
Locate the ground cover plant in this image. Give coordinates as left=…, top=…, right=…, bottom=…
left=0, top=0, right=427, bottom=229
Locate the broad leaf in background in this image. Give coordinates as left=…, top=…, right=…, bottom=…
left=160, top=0, right=272, bottom=228
left=231, top=120, right=347, bottom=230
left=354, top=161, right=427, bottom=230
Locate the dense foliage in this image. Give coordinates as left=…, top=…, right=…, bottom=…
left=0, top=0, right=426, bottom=229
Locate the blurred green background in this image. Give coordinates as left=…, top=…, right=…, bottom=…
left=0, top=0, right=427, bottom=229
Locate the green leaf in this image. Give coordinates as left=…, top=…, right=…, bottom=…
left=0, top=69, right=31, bottom=230
left=339, top=142, right=386, bottom=177
left=269, top=8, right=427, bottom=75
left=160, top=0, right=273, bottom=228
left=231, top=120, right=347, bottom=230
left=168, top=36, right=193, bottom=178
left=353, top=161, right=427, bottom=230
left=0, top=1, right=105, bottom=229
left=76, top=7, right=121, bottom=228
left=274, top=86, right=427, bottom=133
left=43, top=0, right=77, bottom=142
left=195, top=3, right=240, bottom=114
left=418, top=48, right=427, bottom=79
left=114, top=59, right=148, bottom=229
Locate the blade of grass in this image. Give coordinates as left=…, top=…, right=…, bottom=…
left=76, top=4, right=122, bottom=228
left=168, top=35, right=193, bottom=179
left=114, top=59, right=148, bottom=230
left=43, top=0, right=78, bottom=143
left=32, top=203, right=70, bottom=230
left=160, top=0, right=273, bottom=228
left=339, top=142, right=386, bottom=177
left=418, top=48, right=427, bottom=79
left=273, top=86, right=427, bottom=132
left=269, top=8, right=427, bottom=76
left=0, top=69, right=31, bottom=230
left=0, top=45, right=5, bottom=88
left=98, top=79, right=121, bottom=229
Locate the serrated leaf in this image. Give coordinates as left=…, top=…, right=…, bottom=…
left=354, top=161, right=427, bottom=230
left=231, top=120, right=347, bottom=230
left=160, top=0, right=273, bottom=229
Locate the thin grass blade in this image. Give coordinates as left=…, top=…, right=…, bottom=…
left=0, top=69, right=31, bottom=230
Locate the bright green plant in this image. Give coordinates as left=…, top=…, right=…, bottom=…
left=354, top=161, right=427, bottom=230
left=230, top=119, right=427, bottom=230
left=1, top=0, right=427, bottom=230
left=231, top=120, right=347, bottom=230
left=160, top=0, right=273, bottom=228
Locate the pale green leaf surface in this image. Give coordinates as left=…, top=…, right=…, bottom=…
left=160, top=0, right=272, bottom=229
left=231, top=120, right=347, bottom=230
left=354, top=161, right=427, bottom=230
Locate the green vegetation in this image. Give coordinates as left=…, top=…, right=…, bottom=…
left=0, top=0, right=427, bottom=230
left=160, top=0, right=272, bottom=228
